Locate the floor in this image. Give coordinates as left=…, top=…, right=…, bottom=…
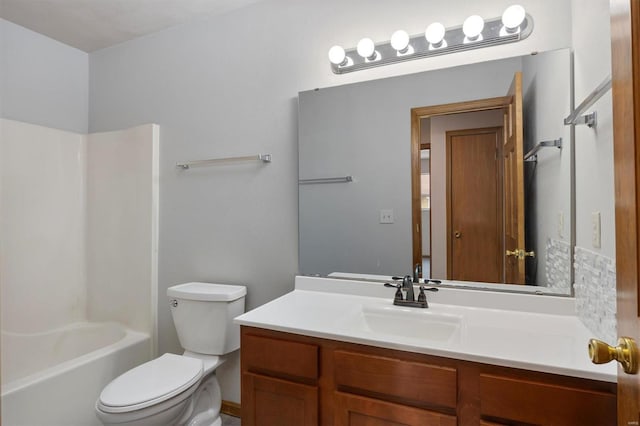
left=222, top=414, right=241, bottom=426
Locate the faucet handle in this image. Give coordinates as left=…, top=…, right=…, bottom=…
left=384, top=282, right=403, bottom=301
left=417, top=285, right=438, bottom=303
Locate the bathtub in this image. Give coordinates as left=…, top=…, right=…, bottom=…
left=1, top=322, right=151, bottom=426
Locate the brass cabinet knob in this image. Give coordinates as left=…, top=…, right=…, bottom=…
left=588, top=337, right=639, bottom=374
left=454, top=231, right=462, bottom=239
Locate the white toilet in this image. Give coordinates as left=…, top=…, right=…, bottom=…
left=95, top=282, right=246, bottom=426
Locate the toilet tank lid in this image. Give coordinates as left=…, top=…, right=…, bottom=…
left=167, top=282, right=247, bottom=301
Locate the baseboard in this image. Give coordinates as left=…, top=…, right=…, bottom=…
left=221, top=400, right=241, bottom=418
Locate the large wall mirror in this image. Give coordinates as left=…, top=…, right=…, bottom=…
left=298, top=48, right=580, bottom=296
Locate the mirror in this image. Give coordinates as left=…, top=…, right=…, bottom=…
left=298, top=49, right=575, bottom=295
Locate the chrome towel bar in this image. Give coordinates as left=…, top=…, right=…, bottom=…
left=564, top=76, right=611, bottom=128
left=299, top=176, right=353, bottom=184
left=177, top=154, right=271, bottom=169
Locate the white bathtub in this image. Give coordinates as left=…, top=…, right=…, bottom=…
left=1, top=322, right=151, bottom=426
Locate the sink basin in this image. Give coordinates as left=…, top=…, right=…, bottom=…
left=349, top=304, right=463, bottom=343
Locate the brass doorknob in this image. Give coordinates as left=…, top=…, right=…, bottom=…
left=454, top=231, right=462, bottom=239
left=505, top=249, right=519, bottom=257
left=589, top=337, right=639, bottom=374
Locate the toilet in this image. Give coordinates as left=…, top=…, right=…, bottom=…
left=95, top=282, right=246, bottom=426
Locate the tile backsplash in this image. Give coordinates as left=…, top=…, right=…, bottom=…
left=545, top=238, right=572, bottom=294
left=574, top=246, right=617, bottom=343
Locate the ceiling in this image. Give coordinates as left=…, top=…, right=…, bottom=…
left=0, top=0, right=265, bottom=52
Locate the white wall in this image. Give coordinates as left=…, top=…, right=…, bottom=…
left=0, top=19, right=88, bottom=133
left=86, top=124, right=159, bottom=339
left=0, top=119, right=87, bottom=332
left=88, top=0, right=572, bottom=403
left=430, top=110, right=505, bottom=279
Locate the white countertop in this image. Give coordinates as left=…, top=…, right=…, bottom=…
left=235, top=276, right=617, bottom=383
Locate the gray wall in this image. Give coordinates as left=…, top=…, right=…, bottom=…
left=0, top=19, right=88, bottom=133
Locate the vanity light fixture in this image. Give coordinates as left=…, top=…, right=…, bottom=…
left=328, top=45, right=351, bottom=66
left=356, top=37, right=379, bottom=62
left=390, top=30, right=414, bottom=55
left=425, top=22, right=447, bottom=49
left=462, top=15, right=485, bottom=42
left=501, top=4, right=526, bottom=35
left=328, top=5, right=532, bottom=74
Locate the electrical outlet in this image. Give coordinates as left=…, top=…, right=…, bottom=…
left=592, top=211, right=601, bottom=248
left=379, top=209, right=394, bottom=224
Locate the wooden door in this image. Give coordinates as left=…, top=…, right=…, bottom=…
left=446, top=127, right=503, bottom=283
left=612, top=0, right=640, bottom=422
left=503, top=72, right=526, bottom=284
left=334, top=392, right=456, bottom=426
left=242, top=373, right=318, bottom=426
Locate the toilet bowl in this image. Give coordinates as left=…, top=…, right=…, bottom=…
left=95, top=282, right=246, bottom=426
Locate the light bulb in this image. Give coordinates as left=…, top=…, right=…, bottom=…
left=463, top=15, right=485, bottom=40
left=502, top=5, right=526, bottom=31
left=390, top=30, right=410, bottom=52
left=328, top=45, right=347, bottom=65
left=356, top=38, right=376, bottom=60
left=425, top=22, right=446, bottom=46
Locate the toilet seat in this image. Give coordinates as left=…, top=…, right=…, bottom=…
left=97, top=353, right=204, bottom=414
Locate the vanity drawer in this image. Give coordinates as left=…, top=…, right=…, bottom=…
left=479, top=373, right=616, bottom=425
left=333, top=350, right=457, bottom=410
left=334, top=391, right=456, bottom=426
left=242, top=333, right=319, bottom=382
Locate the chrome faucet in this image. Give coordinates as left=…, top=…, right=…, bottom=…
left=384, top=274, right=438, bottom=309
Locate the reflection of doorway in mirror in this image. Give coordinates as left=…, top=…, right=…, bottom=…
left=411, top=74, right=526, bottom=285
left=447, top=126, right=503, bottom=283
left=420, top=145, right=431, bottom=279
left=418, top=109, right=505, bottom=281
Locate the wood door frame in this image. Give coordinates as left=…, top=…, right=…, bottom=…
left=611, top=0, right=640, bottom=421
left=411, top=96, right=511, bottom=275
left=445, top=126, right=504, bottom=281
left=420, top=142, right=432, bottom=279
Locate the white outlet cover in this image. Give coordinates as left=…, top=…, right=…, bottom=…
left=379, top=209, right=394, bottom=224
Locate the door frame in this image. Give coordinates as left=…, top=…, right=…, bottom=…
left=420, top=142, right=432, bottom=279
left=611, top=0, right=640, bottom=421
left=445, top=126, right=504, bottom=282
left=411, top=96, right=511, bottom=275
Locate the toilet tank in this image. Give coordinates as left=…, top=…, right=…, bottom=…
left=167, top=282, right=246, bottom=355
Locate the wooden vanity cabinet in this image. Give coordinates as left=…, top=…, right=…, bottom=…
left=240, top=327, right=616, bottom=426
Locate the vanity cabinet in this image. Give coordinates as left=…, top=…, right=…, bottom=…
left=241, top=332, right=320, bottom=425
left=240, top=327, right=616, bottom=425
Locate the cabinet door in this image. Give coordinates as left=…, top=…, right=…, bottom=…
left=479, top=373, right=616, bottom=425
left=334, top=392, right=456, bottom=426
left=242, top=373, right=318, bottom=426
